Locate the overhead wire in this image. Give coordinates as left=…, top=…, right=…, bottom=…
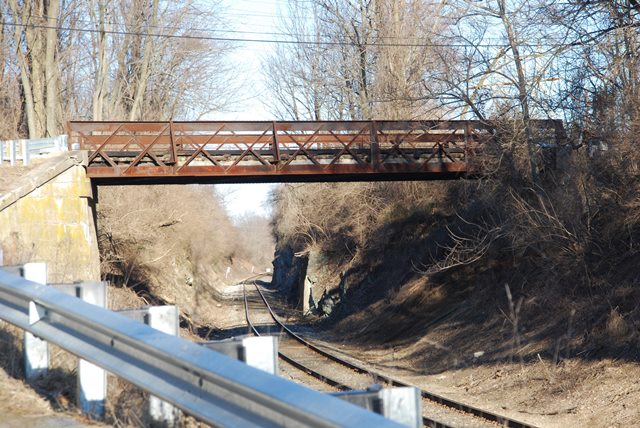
left=0, top=18, right=590, bottom=49
left=0, top=19, right=498, bottom=47
left=1, top=11, right=448, bottom=42
left=0, top=4, right=622, bottom=51
left=0, top=9, right=466, bottom=43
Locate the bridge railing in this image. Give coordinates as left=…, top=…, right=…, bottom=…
left=68, top=120, right=565, bottom=181
left=1, top=135, right=68, bottom=166
left=68, top=120, right=498, bottom=180
left=0, top=267, right=401, bottom=427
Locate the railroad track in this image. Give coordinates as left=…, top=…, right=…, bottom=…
left=242, top=280, right=537, bottom=428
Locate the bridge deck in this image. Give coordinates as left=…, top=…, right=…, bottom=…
left=68, top=120, right=562, bottom=184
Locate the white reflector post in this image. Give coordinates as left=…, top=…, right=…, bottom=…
left=21, top=140, right=29, bottom=166
left=9, top=140, right=16, bottom=166
left=242, top=336, right=278, bottom=375
left=202, top=336, right=279, bottom=375
left=53, top=281, right=108, bottom=419
left=380, top=387, right=422, bottom=428
left=22, top=262, right=48, bottom=380
left=148, top=305, right=180, bottom=424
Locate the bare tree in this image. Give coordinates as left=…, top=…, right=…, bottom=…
left=420, top=0, right=574, bottom=182
left=0, top=6, right=22, bottom=138
left=0, top=0, right=236, bottom=137
left=263, top=0, right=448, bottom=121
left=81, top=0, right=234, bottom=121
left=550, top=1, right=640, bottom=141
left=372, top=0, right=445, bottom=119
left=7, top=0, right=62, bottom=138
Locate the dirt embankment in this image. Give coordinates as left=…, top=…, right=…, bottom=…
left=270, top=149, right=640, bottom=427
left=0, top=354, right=103, bottom=428
left=96, top=185, right=274, bottom=329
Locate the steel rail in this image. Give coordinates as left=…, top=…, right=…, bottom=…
left=0, top=269, right=401, bottom=428
left=243, top=283, right=354, bottom=392
left=243, top=283, right=452, bottom=427
left=249, top=282, right=537, bottom=428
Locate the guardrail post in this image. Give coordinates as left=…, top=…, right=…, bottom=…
left=148, top=306, right=181, bottom=425
left=22, top=262, right=48, bottom=380
left=53, top=281, right=108, bottom=419
left=0, top=141, right=4, bottom=164
left=21, top=140, right=29, bottom=166
left=59, top=135, right=69, bottom=151
left=116, top=305, right=181, bottom=424
left=77, top=281, right=108, bottom=419
left=241, top=336, right=278, bottom=375
left=9, top=140, right=17, bottom=166
left=379, top=387, right=422, bottom=428
left=202, top=336, right=278, bottom=375
left=332, top=385, right=422, bottom=428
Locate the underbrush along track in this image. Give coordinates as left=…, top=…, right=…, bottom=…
left=242, top=280, right=536, bottom=428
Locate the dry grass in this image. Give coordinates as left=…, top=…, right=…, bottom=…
left=272, top=181, right=447, bottom=258
left=97, top=184, right=274, bottom=326
left=0, top=162, right=38, bottom=193
left=0, top=362, right=55, bottom=417
left=0, top=321, right=25, bottom=378
left=271, top=122, right=640, bottom=364
left=0, top=322, right=87, bottom=420
left=605, top=309, right=631, bottom=340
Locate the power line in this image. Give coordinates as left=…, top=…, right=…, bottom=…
left=41, top=18, right=415, bottom=41
left=0, top=20, right=580, bottom=49
left=2, top=10, right=459, bottom=43
left=3, top=7, right=588, bottom=48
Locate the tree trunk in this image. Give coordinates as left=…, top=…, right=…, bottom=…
left=29, top=2, right=46, bottom=138
left=9, top=0, right=38, bottom=137
left=91, top=0, right=110, bottom=121
left=499, top=1, right=538, bottom=184
left=44, top=0, right=60, bottom=136
left=128, top=0, right=159, bottom=121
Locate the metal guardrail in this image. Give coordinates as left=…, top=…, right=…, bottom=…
left=0, top=268, right=400, bottom=427
left=0, top=135, right=68, bottom=166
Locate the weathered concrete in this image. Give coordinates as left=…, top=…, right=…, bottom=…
left=0, top=152, right=100, bottom=282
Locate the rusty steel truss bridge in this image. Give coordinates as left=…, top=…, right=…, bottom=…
left=68, top=120, right=564, bottom=185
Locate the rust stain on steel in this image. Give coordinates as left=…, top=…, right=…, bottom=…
left=68, top=120, right=562, bottom=184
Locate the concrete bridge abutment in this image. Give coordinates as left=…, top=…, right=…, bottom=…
left=0, top=152, right=100, bottom=282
